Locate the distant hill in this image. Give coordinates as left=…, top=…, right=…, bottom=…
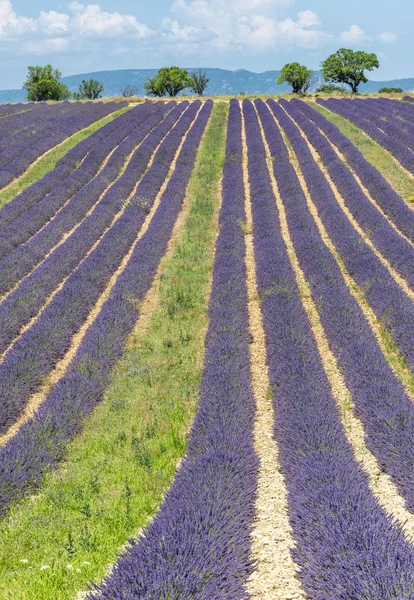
left=1, top=68, right=414, bottom=103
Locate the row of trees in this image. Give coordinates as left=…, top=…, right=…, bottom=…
left=144, top=68, right=209, bottom=97
left=23, top=65, right=209, bottom=102
left=278, top=48, right=380, bottom=95
left=24, top=65, right=105, bottom=101
left=23, top=48, right=393, bottom=102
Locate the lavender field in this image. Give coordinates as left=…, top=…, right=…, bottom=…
left=0, top=97, right=414, bottom=599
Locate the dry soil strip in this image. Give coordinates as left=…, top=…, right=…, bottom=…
left=280, top=105, right=414, bottom=303
left=0, top=103, right=202, bottom=447
left=241, top=106, right=305, bottom=600
left=264, top=106, right=414, bottom=543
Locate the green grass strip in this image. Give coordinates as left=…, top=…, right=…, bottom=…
left=0, top=105, right=131, bottom=209
left=309, top=102, right=414, bottom=203
left=0, top=102, right=228, bottom=600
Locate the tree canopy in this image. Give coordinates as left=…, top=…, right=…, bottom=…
left=379, top=86, right=403, bottom=94
left=23, top=65, right=71, bottom=102
left=315, top=83, right=346, bottom=94
left=145, top=67, right=193, bottom=97
left=190, top=69, right=210, bottom=96
left=321, top=49, right=379, bottom=93
left=277, top=63, right=312, bottom=94
left=73, top=79, right=104, bottom=100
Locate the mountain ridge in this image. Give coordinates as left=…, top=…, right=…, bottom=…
left=1, top=67, right=413, bottom=103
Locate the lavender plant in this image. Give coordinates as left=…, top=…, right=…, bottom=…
left=245, top=98, right=414, bottom=598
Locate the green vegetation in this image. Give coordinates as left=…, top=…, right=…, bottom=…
left=310, top=102, right=414, bottom=202
left=0, top=103, right=228, bottom=600
left=145, top=66, right=193, bottom=97
left=277, top=62, right=312, bottom=94
left=0, top=105, right=130, bottom=210
left=23, top=65, right=71, bottom=101
left=321, top=49, right=379, bottom=93
left=316, top=83, right=346, bottom=94
left=73, top=79, right=105, bottom=100
left=379, top=87, right=403, bottom=94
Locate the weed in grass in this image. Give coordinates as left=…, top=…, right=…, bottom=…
left=64, top=531, right=76, bottom=558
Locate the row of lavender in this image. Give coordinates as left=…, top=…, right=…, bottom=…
left=0, top=101, right=195, bottom=435
left=0, top=103, right=173, bottom=364
left=0, top=102, right=160, bottom=260
left=283, top=99, right=414, bottom=287
left=284, top=100, right=414, bottom=372
left=0, top=103, right=152, bottom=234
left=91, top=99, right=258, bottom=600
left=291, top=99, right=414, bottom=242
left=246, top=98, right=414, bottom=598
left=0, top=102, right=72, bottom=144
left=0, top=101, right=125, bottom=190
left=283, top=97, right=414, bottom=281
left=0, top=103, right=35, bottom=119
left=0, top=103, right=169, bottom=305
left=267, top=98, right=414, bottom=513
left=342, top=97, right=414, bottom=151
left=0, top=101, right=213, bottom=528
left=317, top=97, right=414, bottom=174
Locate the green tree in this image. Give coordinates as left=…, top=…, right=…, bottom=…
left=23, top=65, right=71, bottom=102
left=145, top=67, right=193, bottom=97
left=321, top=48, right=379, bottom=94
left=190, top=69, right=210, bottom=96
left=73, top=79, right=104, bottom=100
left=316, top=83, right=346, bottom=93
left=277, top=63, right=312, bottom=94
left=379, top=87, right=403, bottom=93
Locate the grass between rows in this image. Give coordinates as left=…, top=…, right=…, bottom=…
left=309, top=102, right=414, bottom=203
left=0, top=102, right=228, bottom=600
left=0, top=106, right=131, bottom=209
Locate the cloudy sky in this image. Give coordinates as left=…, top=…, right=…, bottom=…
left=0, top=0, right=412, bottom=89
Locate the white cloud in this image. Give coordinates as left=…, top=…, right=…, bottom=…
left=0, top=0, right=153, bottom=55
left=297, top=10, right=320, bottom=28
left=68, top=2, right=151, bottom=38
left=377, top=31, right=397, bottom=43
left=166, top=1, right=332, bottom=51
left=340, top=24, right=367, bottom=45
left=0, top=0, right=395, bottom=64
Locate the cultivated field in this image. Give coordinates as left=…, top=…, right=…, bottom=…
left=0, top=96, right=413, bottom=599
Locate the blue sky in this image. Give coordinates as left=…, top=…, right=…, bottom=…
left=0, top=0, right=412, bottom=89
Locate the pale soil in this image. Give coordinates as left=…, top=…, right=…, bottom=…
left=242, top=104, right=305, bottom=600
